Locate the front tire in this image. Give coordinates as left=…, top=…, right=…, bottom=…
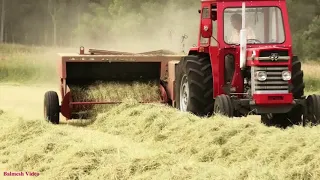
left=214, top=95, right=234, bottom=117
left=44, top=91, right=60, bottom=124
left=175, top=54, right=214, bottom=116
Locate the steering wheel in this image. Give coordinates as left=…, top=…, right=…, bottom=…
left=247, top=39, right=261, bottom=44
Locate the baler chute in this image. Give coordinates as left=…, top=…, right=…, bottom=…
left=44, top=47, right=184, bottom=123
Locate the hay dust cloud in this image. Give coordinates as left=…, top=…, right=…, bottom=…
left=1, top=1, right=320, bottom=180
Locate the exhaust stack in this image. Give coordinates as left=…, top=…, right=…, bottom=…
left=239, top=2, right=247, bottom=69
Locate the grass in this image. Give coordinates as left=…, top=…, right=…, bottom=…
left=301, top=62, right=320, bottom=94
left=0, top=44, right=56, bottom=84
left=1, top=43, right=320, bottom=179
left=0, top=43, right=77, bottom=84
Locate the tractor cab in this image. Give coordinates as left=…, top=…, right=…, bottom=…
left=198, top=0, right=291, bottom=48
left=193, top=0, right=293, bottom=98
left=222, top=5, right=287, bottom=45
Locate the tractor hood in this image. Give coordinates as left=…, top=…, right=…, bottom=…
left=245, top=46, right=291, bottom=66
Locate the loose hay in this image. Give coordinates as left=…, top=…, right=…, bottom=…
left=4, top=102, right=320, bottom=179
left=69, top=80, right=162, bottom=119
left=90, top=102, right=320, bottom=180
left=3, top=104, right=320, bottom=179
left=70, top=81, right=161, bottom=102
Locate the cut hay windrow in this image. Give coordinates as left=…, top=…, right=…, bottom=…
left=0, top=112, right=183, bottom=180
left=3, top=103, right=320, bottom=179
left=0, top=111, right=242, bottom=180
left=89, top=102, right=320, bottom=180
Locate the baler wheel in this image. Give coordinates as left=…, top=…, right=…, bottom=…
left=44, top=91, right=60, bottom=124
left=306, top=94, right=320, bottom=125
left=213, top=95, right=234, bottom=117
left=175, top=54, right=214, bottom=116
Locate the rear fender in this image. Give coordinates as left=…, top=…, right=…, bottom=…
left=188, top=47, right=199, bottom=55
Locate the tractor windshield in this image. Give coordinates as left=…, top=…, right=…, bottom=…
left=223, top=7, right=285, bottom=45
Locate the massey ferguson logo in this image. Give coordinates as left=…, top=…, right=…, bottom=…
left=270, top=53, right=279, bottom=61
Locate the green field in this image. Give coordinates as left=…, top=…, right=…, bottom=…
left=1, top=43, right=319, bottom=92
left=1, top=43, right=320, bottom=180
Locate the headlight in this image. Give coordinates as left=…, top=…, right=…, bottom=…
left=255, top=71, right=267, bottom=81
left=282, top=71, right=291, bottom=81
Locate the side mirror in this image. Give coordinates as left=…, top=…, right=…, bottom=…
left=198, top=9, right=201, bottom=13
left=201, top=18, right=212, bottom=38
left=201, top=24, right=212, bottom=38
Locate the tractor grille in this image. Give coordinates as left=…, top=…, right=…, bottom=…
left=258, top=50, right=289, bottom=62
left=251, top=66, right=289, bottom=94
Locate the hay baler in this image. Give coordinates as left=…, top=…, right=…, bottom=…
left=44, top=47, right=185, bottom=123
left=44, top=0, right=320, bottom=128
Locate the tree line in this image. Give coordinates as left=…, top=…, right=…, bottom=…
left=0, top=0, right=319, bottom=59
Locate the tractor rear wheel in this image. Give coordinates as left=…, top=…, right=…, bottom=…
left=214, top=95, right=234, bottom=117
left=261, top=56, right=305, bottom=128
left=306, top=94, right=320, bottom=125
left=175, top=54, right=214, bottom=116
left=44, top=91, right=60, bottom=124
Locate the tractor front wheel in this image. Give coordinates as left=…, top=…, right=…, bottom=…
left=44, top=91, right=60, bottom=124
left=213, top=95, right=234, bottom=117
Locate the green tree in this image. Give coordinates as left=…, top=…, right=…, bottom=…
left=302, top=16, right=320, bottom=59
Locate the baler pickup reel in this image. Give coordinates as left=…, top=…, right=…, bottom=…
left=44, top=47, right=184, bottom=123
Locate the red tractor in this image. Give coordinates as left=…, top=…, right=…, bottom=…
left=44, top=0, right=320, bottom=128
left=174, top=0, right=320, bottom=127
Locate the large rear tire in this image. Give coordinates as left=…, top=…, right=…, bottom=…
left=44, top=91, right=60, bottom=124
left=261, top=56, right=305, bottom=128
left=175, top=54, right=214, bottom=116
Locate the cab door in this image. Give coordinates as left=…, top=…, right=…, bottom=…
left=199, top=6, right=212, bottom=48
